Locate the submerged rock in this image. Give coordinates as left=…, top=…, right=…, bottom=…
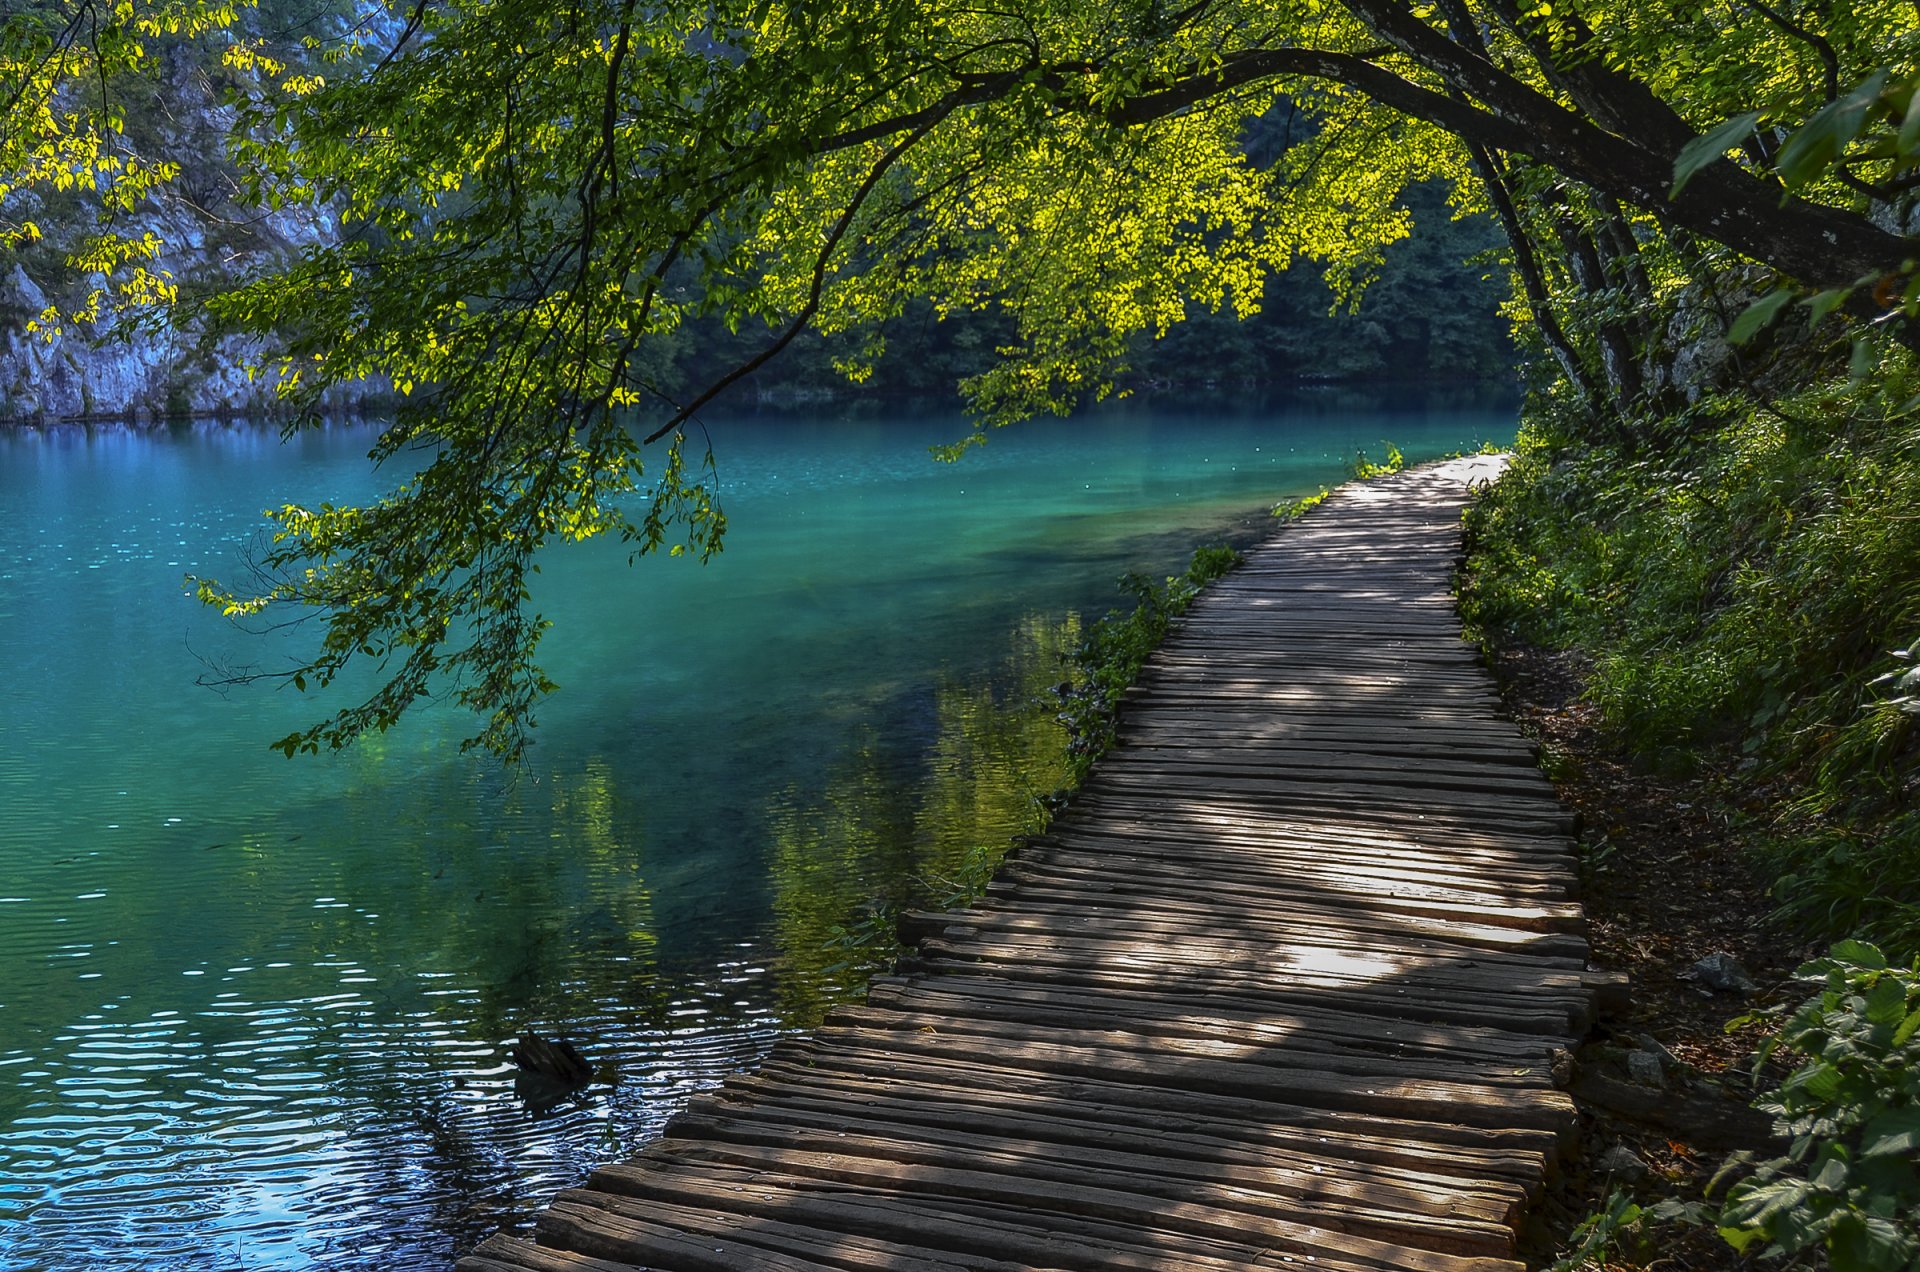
left=511, top=1032, right=593, bottom=1084
left=510, top=1033, right=594, bottom=1114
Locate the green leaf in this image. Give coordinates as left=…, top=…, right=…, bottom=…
left=1811, top=1148, right=1853, bottom=1192
left=1833, top=940, right=1890, bottom=970
left=1864, top=975, right=1909, bottom=1026
left=1831, top=1214, right=1919, bottom=1272
left=1806, top=288, right=1852, bottom=327
left=1725, top=1177, right=1814, bottom=1227
left=1899, top=83, right=1920, bottom=161
left=1861, top=1109, right=1920, bottom=1159
left=1851, top=337, right=1878, bottom=381
left=1672, top=111, right=1762, bottom=197
left=1792, top=1062, right=1847, bottom=1102
left=1730, top=288, right=1794, bottom=344
left=1777, top=72, right=1891, bottom=189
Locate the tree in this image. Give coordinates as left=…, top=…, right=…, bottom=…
left=6, top=0, right=1916, bottom=756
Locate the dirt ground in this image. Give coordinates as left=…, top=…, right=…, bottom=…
left=1481, top=640, right=1818, bottom=1271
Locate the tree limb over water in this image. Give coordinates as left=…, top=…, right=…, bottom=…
left=6, top=0, right=1915, bottom=756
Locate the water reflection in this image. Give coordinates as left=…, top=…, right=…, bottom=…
left=0, top=599, right=1092, bottom=1269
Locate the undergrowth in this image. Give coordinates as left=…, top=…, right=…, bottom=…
left=1057, top=543, right=1243, bottom=784
left=1549, top=945, right=1920, bottom=1272
left=1461, top=344, right=1920, bottom=955
left=1716, top=942, right=1920, bottom=1271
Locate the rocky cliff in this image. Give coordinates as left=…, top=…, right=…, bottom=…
left=0, top=35, right=368, bottom=422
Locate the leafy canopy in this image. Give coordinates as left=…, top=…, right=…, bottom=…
left=5, top=0, right=1916, bottom=755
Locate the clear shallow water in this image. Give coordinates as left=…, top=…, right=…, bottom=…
left=0, top=390, right=1516, bottom=1269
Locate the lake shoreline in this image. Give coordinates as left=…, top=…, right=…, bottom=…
left=0, top=375, right=1521, bottom=431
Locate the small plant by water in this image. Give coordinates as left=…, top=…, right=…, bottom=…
left=1271, top=441, right=1407, bottom=522
left=1349, top=442, right=1406, bottom=480
left=1057, top=543, right=1243, bottom=785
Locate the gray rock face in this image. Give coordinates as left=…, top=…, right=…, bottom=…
left=1626, top=1049, right=1667, bottom=1087
left=1, top=45, right=361, bottom=422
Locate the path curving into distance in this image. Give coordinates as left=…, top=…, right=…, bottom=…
left=461, top=457, right=1619, bottom=1272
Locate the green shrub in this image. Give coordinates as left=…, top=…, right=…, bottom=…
left=1550, top=1189, right=1649, bottom=1272
left=1058, top=544, right=1242, bottom=782
left=1715, top=942, right=1920, bottom=1272
left=1350, top=442, right=1407, bottom=480
left=1459, top=349, right=1920, bottom=949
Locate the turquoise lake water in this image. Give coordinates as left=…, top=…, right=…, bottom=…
left=0, top=391, right=1516, bottom=1269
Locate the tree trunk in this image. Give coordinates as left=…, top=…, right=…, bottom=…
left=1469, top=144, right=1609, bottom=408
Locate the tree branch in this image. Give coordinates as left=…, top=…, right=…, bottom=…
left=643, top=121, right=936, bottom=444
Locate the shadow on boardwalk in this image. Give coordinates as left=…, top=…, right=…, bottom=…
left=459, top=458, right=1619, bottom=1272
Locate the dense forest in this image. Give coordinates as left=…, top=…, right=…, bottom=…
left=6, top=1, right=1920, bottom=1267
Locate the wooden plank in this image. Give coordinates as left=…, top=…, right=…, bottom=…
left=928, top=898, right=1592, bottom=967
left=457, top=1239, right=650, bottom=1272
left=965, top=871, right=1588, bottom=935
left=682, top=1082, right=1535, bottom=1209
left=1098, top=752, right=1561, bottom=800
left=1069, top=798, right=1574, bottom=845
left=717, top=1065, right=1556, bottom=1188
left=1027, top=823, right=1570, bottom=871
left=909, top=936, right=1598, bottom=1025
left=535, top=1199, right=854, bottom=1271
left=864, top=974, right=1576, bottom=1075
left=897, top=948, right=1587, bottom=1035
left=865, top=977, right=1563, bottom=1066
left=822, top=1001, right=1554, bottom=1091
left=550, top=1191, right=1031, bottom=1272
left=1003, top=843, right=1577, bottom=901
left=654, top=1115, right=1524, bottom=1258
left=585, top=1157, right=1444, bottom=1272
left=1027, top=821, right=1576, bottom=873
left=787, top=1025, right=1580, bottom=1134
left=625, top=1142, right=1521, bottom=1272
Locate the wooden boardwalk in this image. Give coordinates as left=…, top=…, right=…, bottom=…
left=461, top=457, right=1614, bottom=1272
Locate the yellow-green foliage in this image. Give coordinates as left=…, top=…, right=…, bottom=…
left=8, top=0, right=1916, bottom=757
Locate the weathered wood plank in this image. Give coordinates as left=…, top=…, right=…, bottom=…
left=898, top=949, right=1590, bottom=1035
left=744, top=1044, right=1564, bottom=1166
left=1003, top=844, right=1578, bottom=901
left=654, top=1113, right=1524, bottom=1254
left=864, top=977, right=1564, bottom=1065
left=583, top=1158, right=1455, bottom=1272
left=1027, top=821, right=1576, bottom=873
left=611, top=1144, right=1522, bottom=1272
left=681, top=1082, right=1535, bottom=1209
